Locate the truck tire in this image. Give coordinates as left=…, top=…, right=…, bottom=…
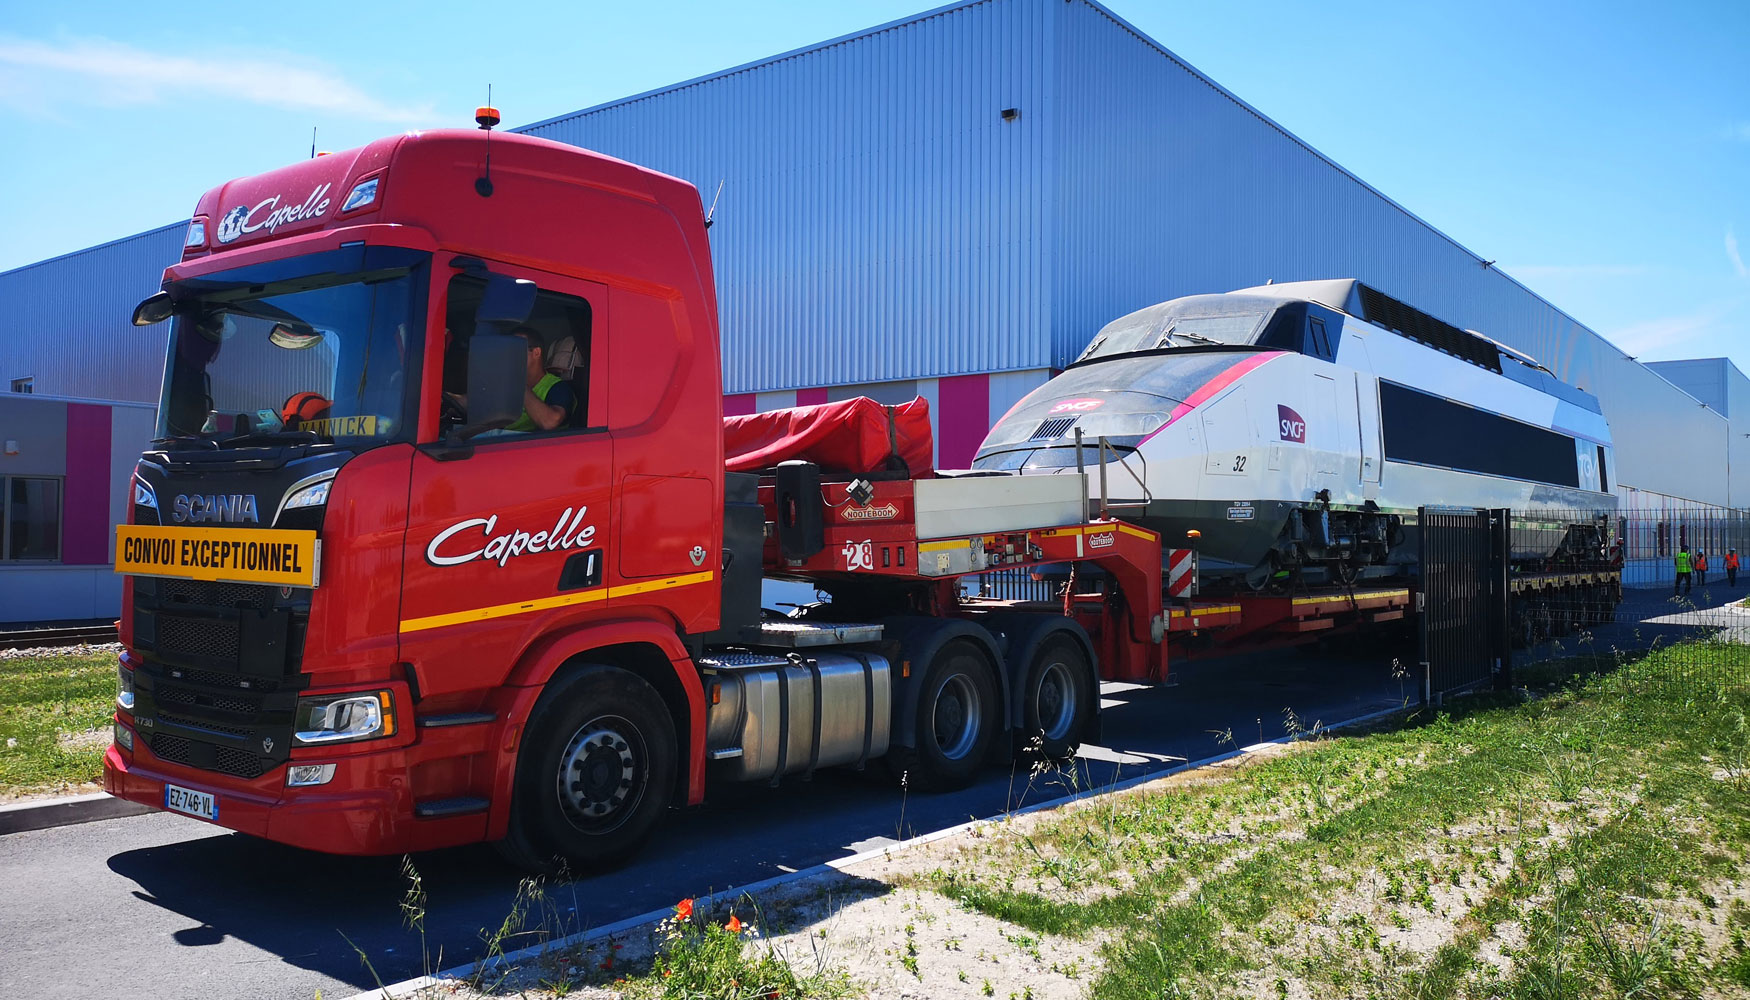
left=888, top=639, right=998, bottom=792
left=1017, top=637, right=1093, bottom=760
left=498, top=664, right=677, bottom=873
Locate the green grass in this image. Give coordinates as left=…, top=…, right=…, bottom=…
left=0, top=649, right=117, bottom=794
left=919, top=641, right=1750, bottom=998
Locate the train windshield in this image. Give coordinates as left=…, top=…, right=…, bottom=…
left=1076, top=294, right=1282, bottom=361
left=973, top=353, right=1257, bottom=470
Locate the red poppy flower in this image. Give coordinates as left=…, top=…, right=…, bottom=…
left=726, top=914, right=743, bottom=934
left=675, top=898, right=695, bottom=921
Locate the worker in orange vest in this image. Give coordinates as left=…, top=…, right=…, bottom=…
left=1728, top=549, right=1740, bottom=587
left=1695, top=549, right=1709, bottom=585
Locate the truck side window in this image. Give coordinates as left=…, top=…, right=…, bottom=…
left=443, top=273, right=595, bottom=432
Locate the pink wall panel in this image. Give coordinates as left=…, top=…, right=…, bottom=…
left=62, top=403, right=113, bottom=565
left=723, top=393, right=757, bottom=417
left=936, top=373, right=991, bottom=469
left=794, top=387, right=829, bottom=407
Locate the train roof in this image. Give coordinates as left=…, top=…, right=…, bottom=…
left=1226, top=280, right=1603, bottom=414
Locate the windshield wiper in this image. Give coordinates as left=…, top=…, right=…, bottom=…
left=1166, top=331, right=1222, bottom=346
left=218, top=430, right=321, bottom=449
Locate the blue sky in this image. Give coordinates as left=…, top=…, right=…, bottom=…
left=2, top=0, right=1745, bottom=368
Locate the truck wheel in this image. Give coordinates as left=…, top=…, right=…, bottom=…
left=1018, top=637, right=1093, bottom=760
left=499, top=665, right=677, bottom=873
left=892, top=640, right=998, bottom=792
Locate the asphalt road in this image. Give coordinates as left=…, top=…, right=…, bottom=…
left=1, top=636, right=1429, bottom=1000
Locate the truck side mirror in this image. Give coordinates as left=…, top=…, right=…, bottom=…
left=475, top=274, right=536, bottom=333
left=132, top=291, right=174, bottom=327
left=460, top=334, right=528, bottom=438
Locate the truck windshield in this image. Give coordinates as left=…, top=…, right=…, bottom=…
left=155, top=246, right=428, bottom=449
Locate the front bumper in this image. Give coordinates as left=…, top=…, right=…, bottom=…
left=103, top=718, right=492, bottom=855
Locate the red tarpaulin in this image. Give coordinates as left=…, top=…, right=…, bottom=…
left=724, top=396, right=934, bottom=475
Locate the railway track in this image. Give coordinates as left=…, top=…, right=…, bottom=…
left=0, top=624, right=119, bottom=651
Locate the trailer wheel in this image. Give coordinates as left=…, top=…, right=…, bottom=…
left=498, top=664, right=677, bottom=873
left=1018, top=637, right=1094, bottom=760
left=890, top=639, right=999, bottom=792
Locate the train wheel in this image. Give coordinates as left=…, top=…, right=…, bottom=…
left=892, top=639, right=999, bottom=792
left=1018, top=637, right=1094, bottom=760
left=498, top=664, right=677, bottom=873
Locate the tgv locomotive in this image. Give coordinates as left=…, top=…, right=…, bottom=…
left=973, top=280, right=1616, bottom=590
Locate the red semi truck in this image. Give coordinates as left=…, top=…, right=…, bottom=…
left=105, top=122, right=1188, bottom=868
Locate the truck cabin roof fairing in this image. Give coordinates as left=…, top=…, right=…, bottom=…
left=175, top=129, right=714, bottom=291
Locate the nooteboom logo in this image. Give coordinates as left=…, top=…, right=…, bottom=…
left=1277, top=404, right=1307, bottom=443
left=215, top=184, right=334, bottom=244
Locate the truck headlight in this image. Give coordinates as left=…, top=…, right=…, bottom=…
left=117, top=664, right=135, bottom=712
left=113, top=721, right=134, bottom=753
left=294, top=691, right=396, bottom=745
left=283, top=478, right=331, bottom=511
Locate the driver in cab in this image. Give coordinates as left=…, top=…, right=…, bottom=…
left=505, top=327, right=575, bottom=432
left=445, top=326, right=575, bottom=433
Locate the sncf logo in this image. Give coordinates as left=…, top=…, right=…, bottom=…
left=1048, top=398, right=1105, bottom=414
left=1277, top=404, right=1307, bottom=443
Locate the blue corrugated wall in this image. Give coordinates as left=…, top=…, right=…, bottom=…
left=517, top=0, right=1052, bottom=395
left=0, top=224, right=181, bottom=403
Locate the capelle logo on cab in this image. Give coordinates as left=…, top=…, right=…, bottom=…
left=216, top=184, right=334, bottom=244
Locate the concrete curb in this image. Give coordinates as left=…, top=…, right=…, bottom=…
left=340, top=700, right=1414, bottom=1000
left=0, top=791, right=152, bottom=836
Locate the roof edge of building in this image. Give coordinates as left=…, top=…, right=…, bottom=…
left=515, top=0, right=995, bottom=135
left=1, top=221, right=183, bottom=281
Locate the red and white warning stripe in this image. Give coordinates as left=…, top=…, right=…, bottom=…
left=1167, top=548, right=1197, bottom=598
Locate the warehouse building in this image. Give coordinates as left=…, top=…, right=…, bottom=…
left=0, top=0, right=1744, bottom=620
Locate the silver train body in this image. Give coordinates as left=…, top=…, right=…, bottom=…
left=973, top=280, right=1616, bottom=589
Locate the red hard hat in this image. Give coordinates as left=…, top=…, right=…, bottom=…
left=282, top=392, right=331, bottom=427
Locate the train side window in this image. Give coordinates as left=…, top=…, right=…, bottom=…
left=1308, top=318, right=1332, bottom=360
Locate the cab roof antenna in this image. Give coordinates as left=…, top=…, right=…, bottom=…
left=310, top=127, right=317, bottom=160
left=704, top=179, right=725, bottom=229
left=475, top=84, right=501, bottom=198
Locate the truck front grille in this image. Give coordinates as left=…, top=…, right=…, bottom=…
left=159, top=579, right=271, bottom=610
left=158, top=616, right=241, bottom=660
left=147, top=733, right=266, bottom=779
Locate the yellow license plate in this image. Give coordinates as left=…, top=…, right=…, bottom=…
left=115, top=525, right=320, bottom=588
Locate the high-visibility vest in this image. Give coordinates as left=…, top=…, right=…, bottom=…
left=505, top=374, right=562, bottom=433
left=1696, top=554, right=1709, bottom=571
left=1728, top=554, right=1740, bottom=570
left=1675, top=551, right=1691, bottom=573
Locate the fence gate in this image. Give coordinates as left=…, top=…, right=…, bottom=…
left=1417, top=507, right=1511, bottom=701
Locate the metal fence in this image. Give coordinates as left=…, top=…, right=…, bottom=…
left=1612, top=507, right=1750, bottom=590
left=1513, top=580, right=1750, bottom=696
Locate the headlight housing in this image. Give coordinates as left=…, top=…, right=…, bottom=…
left=294, top=691, right=395, bottom=745
left=117, top=663, right=135, bottom=712
left=283, top=478, right=332, bottom=511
